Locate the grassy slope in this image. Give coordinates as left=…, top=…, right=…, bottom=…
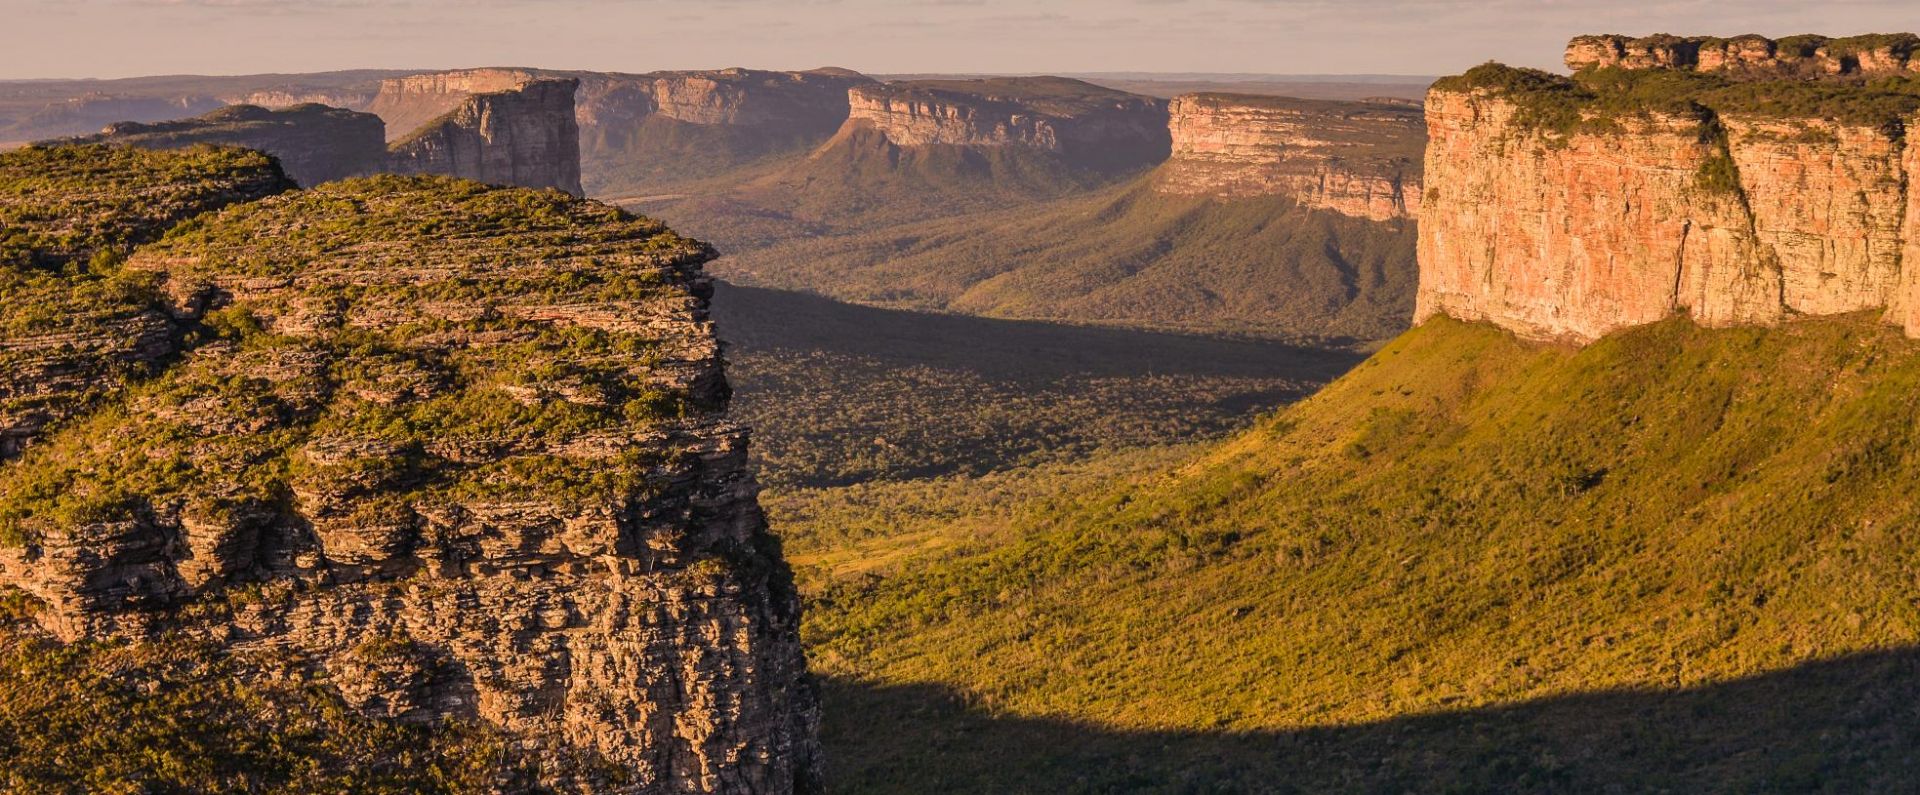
left=800, top=313, right=1920, bottom=791
left=711, top=181, right=1418, bottom=341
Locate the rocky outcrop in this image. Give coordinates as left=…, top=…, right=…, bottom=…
left=839, top=77, right=1171, bottom=171
left=363, top=68, right=544, bottom=141
left=386, top=79, right=585, bottom=196
left=0, top=145, right=292, bottom=461
left=0, top=169, right=818, bottom=791
left=577, top=68, right=871, bottom=133
left=1566, top=33, right=1920, bottom=76
left=63, top=104, right=387, bottom=186
left=1415, top=49, right=1920, bottom=343
left=1154, top=93, right=1423, bottom=221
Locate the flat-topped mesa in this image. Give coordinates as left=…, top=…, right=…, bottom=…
left=386, top=78, right=584, bottom=197
left=841, top=76, right=1172, bottom=170
left=1416, top=58, right=1920, bottom=343
left=578, top=67, right=874, bottom=132
left=0, top=168, right=819, bottom=790
left=1154, top=93, right=1424, bottom=221
left=1567, top=33, right=1920, bottom=76
left=62, top=104, right=386, bottom=186
left=362, top=67, right=543, bottom=141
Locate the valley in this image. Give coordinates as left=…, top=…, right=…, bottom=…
left=6, top=20, right=1920, bottom=795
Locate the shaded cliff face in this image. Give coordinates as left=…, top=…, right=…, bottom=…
left=387, top=78, right=585, bottom=197
left=1155, top=93, right=1423, bottom=221
left=0, top=166, right=819, bottom=791
left=363, top=68, right=543, bottom=142
left=61, top=104, right=386, bottom=186
left=1566, top=33, right=1920, bottom=76
left=573, top=68, right=874, bottom=196
left=840, top=76, right=1171, bottom=171
left=0, top=145, right=292, bottom=461
left=1417, top=53, right=1920, bottom=343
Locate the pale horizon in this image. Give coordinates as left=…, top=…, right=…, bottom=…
left=4, top=0, right=1917, bottom=81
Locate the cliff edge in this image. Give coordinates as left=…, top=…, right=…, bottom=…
left=0, top=147, right=818, bottom=792
left=387, top=78, right=585, bottom=197
left=1417, top=37, right=1920, bottom=343
left=1155, top=92, right=1423, bottom=221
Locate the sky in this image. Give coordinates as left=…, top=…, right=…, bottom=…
left=3, top=0, right=1918, bottom=80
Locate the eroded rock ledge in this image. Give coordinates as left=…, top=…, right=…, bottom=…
left=1567, top=33, right=1920, bottom=76
left=0, top=151, right=818, bottom=792
left=1417, top=37, right=1920, bottom=343
left=1154, top=93, right=1424, bottom=221
left=839, top=76, right=1171, bottom=170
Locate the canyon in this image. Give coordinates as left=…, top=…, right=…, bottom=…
left=1417, top=36, right=1920, bottom=343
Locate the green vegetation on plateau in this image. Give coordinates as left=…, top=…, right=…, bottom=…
left=1435, top=61, right=1920, bottom=134
left=0, top=174, right=705, bottom=547
left=800, top=313, right=1920, bottom=791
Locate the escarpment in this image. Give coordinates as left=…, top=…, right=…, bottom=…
left=363, top=68, right=545, bottom=142
left=837, top=77, right=1171, bottom=171
left=63, top=104, right=387, bottom=186
left=570, top=67, right=874, bottom=195
left=385, top=78, right=585, bottom=196
left=1416, top=43, right=1920, bottom=343
left=1155, top=93, right=1424, bottom=221
left=0, top=151, right=818, bottom=791
left=1566, top=33, right=1920, bottom=76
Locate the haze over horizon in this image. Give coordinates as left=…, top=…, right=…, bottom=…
left=3, top=0, right=1917, bottom=81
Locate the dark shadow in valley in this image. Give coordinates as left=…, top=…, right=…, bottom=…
left=708, top=282, right=1368, bottom=487
left=822, top=648, right=1920, bottom=793
left=711, top=281, right=1366, bottom=381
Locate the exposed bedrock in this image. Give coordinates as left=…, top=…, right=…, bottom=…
left=385, top=78, right=585, bottom=197
left=1154, top=92, right=1424, bottom=221
left=838, top=76, right=1172, bottom=171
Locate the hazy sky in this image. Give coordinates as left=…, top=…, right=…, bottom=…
left=4, top=0, right=1918, bottom=80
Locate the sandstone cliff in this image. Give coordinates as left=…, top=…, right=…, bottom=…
left=0, top=155, right=818, bottom=791
left=386, top=78, right=585, bottom=197
left=571, top=68, right=873, bottom=195
left=63, top=104, right=387, bottom=186
left=1566, top=33, right=1920, bottom=76
left=1417, top=44, right=1920, bottom=343
left=1154, top=93, right=1423, bottom=221
left=364, top=68, right=544, bottom=142
left=837, top=77, right=1171, bottom=171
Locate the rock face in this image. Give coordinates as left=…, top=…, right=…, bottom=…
left=839, top=77, right=1171, bottom=171
left=577, top=68, right=870, bottom=133
left=363, top=68, right=544, bottom=142
left=1155, top=93, right=1424, bottom=221
left=0, top=165, right=819, bottom=791
left=63, top=104, right=387, bottom=186
left=1416, top=46, right=1920, bottom=343
left=386, top=78, right=585, bottom=197
left=1566, top=33, right=1920, bottom=76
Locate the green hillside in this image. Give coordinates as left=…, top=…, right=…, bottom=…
left=711, top=182, right=1418, bottom=342
left=798, top=312, right=1920, bottom=791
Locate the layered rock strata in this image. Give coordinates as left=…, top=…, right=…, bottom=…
left=1566, top=33, right=1920, bottom=76
left=65, top=104, right=387, bottom=186
left=575, top=68, right=871, bottom=133
left=386, top=78, right=585, bottom=196
left=364, top=68, right=544, bottom=142
left=838, top=77, right=1171, bottom=170
left=1155, top=93, right=1424, bottom=221
left=0, top=145, right=292, bottom=460
left=1416, top=44, right=1920, bottom=343
left=0, top=158, right=818, bottom=791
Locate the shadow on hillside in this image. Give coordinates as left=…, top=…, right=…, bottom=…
left=821, top=648, right=1920, bottom=793
left=711, top=281, right=1366, bottom=382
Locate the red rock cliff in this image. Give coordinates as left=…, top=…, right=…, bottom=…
left=1155, top=93, right=1423, bottom=221
left=1416, top=46, right=1920, bottom=343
